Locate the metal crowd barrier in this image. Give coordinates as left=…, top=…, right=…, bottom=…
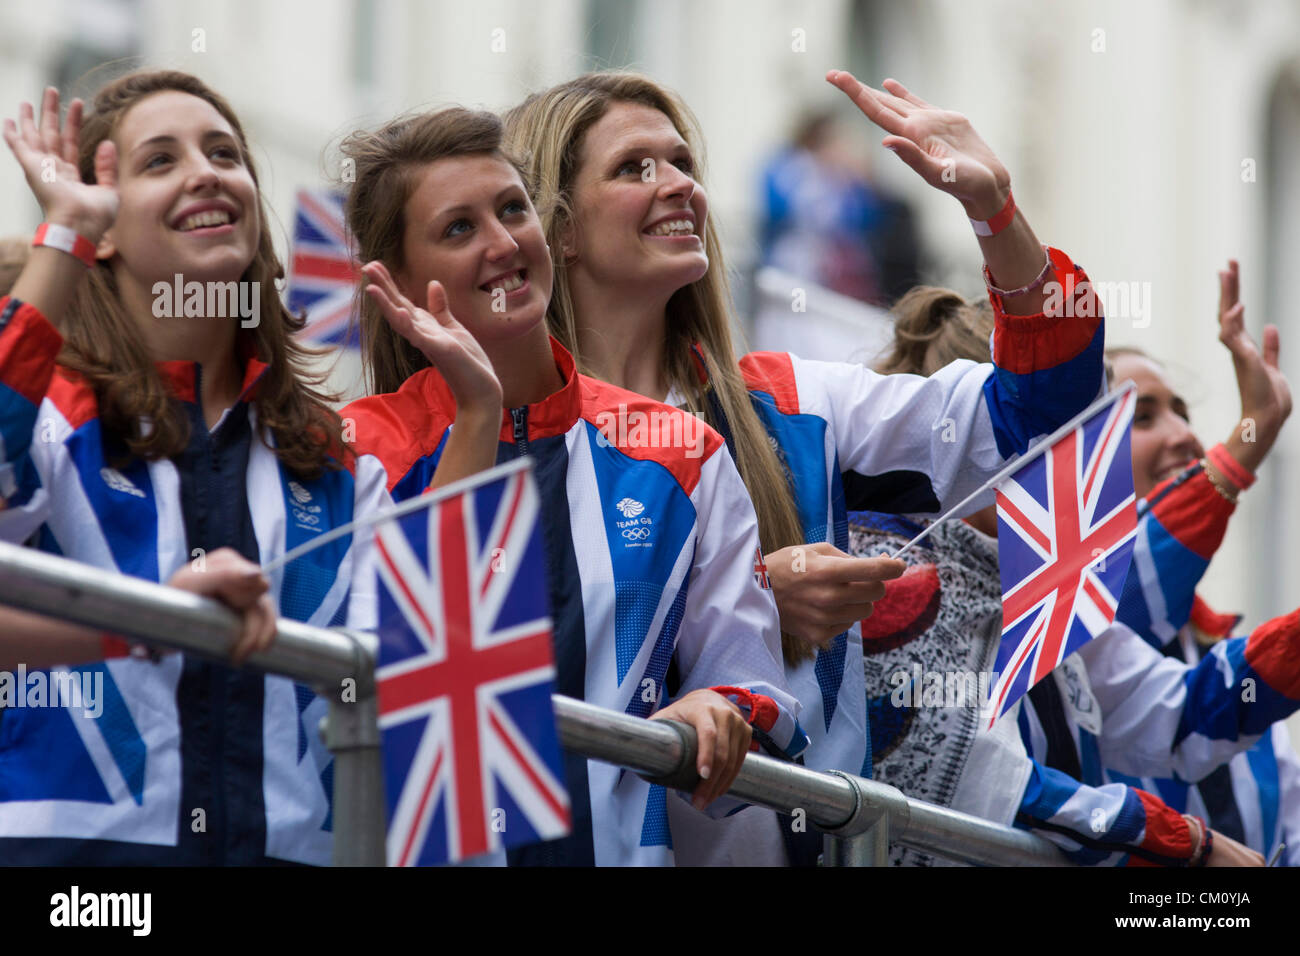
left=0, top=541, right=1066, bottom=867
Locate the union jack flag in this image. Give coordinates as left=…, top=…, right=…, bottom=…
left=287, top=189, right=361, bottom=346
left=375, top=459, right=571, bottom=865
left=986, top=387, right=1138, bottom=727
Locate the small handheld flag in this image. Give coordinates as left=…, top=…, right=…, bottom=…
left=373, top=459, right=571, bottom=865
left=985, top=386, right=1138, bottom=725
left=287, top=189, right=361, bottom=347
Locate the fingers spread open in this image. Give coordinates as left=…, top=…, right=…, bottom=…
left=39, top=87, right=61, bottom=155
left=881, top=136, right=938, bottom=180
left=882, top=78, right=933, bottom=109
left=62, top=99, right=82, bottom=164
left=425, top=280, right=455, bottom=326
left=93, top=139, right=117, bottom=190
left=1263, top=325, right=1281, bottom=367
left=827, top=70, right=907, bottom=135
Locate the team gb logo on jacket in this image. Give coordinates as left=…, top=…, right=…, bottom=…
left=614, top=497, right=653, bottom=547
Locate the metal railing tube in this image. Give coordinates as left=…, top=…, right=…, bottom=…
left=893, top=799, right=1068, bottom=866
left=323, top=695, right=387, bottom=866
left=0, top=540, right=367, bottom=689
left=551, top=696, right=861, bottom=830
left=0, top=541, right=1071, bottom=867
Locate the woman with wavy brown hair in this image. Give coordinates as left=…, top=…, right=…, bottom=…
left=0, top=71, right=390, bottom=864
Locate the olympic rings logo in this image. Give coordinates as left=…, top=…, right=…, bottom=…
left=622, top=527, right=651, bottom=541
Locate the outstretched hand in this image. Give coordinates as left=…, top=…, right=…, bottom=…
left=826, top=71, right=1010, bottom=220
left=1218, top=259, right=1291, bottom=471
left=2, top=87, right=118, bottom=240
left=362, top=260, right=503, bottom=415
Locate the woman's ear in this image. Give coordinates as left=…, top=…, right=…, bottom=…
left=95, top=230, right=116, bottom=262
left=557, top=217, right=579, bottom=264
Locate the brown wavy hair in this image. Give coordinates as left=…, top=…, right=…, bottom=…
left=503, top=73, right=812, bottom=664
left=64, top=70, right=342, bottom=477
left=874, top=286, right=995, bottom=375
left=337, top=108, right=517, bottom=395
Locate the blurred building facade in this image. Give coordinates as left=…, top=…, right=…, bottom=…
left=2, top=0, right=1299, bottom=633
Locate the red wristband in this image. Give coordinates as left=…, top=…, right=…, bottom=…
left=33, top=223, right=97, bottom=268
left=101, top=632, right=132, bottom=658
left=1207, top=443, right=1255, bottom=491
left=970, top=190, right=1016, bottom=237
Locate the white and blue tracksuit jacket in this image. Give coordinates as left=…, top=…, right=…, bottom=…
left=1017, top=457, right=1300, bottom=863
left=734, top=245, right=1106, bottom=782
left=1105, top=456, right=1300, bottom=864
left=0, top=296, right=387, bottom=865
left=343, top=336, right=806, bottom=867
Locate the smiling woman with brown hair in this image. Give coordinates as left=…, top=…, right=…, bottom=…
left=337, top=105, right=808, bottom=866
left=0, top=72, right=390, bottom=865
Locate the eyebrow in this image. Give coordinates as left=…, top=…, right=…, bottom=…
left=130, top=129, right=238, bottom=156
left=610, top=140, right=689, bottom=157
left=429, top=185, right=525, bottom=221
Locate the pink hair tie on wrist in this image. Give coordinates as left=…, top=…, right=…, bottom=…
left=33, top=223, right=97, bottom=268
left=983, top=244, right=1054, bottom=298
left=1207, top=443, right=1255, bottom=491
left=970, top=190, right=1016, bottom=237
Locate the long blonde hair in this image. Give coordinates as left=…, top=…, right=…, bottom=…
left=504, top=72, right=810, bottom=662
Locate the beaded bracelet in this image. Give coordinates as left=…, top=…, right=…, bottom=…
left=983, top=245, right=1054, bottom=298
left=1193, top=816, right=1214, bottom=866
left=1207, top=443, right=1255, bottom=491
left=1200, top=458, right=1240, bottom=504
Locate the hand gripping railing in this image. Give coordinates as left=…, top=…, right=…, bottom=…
left=0, top=541, right=1067, bottom=867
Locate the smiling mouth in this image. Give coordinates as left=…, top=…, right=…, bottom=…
left=480, top=269, right=527, bottom=294
left=177, top=209, right=236, bottom=232
left=645, top=219, right=696, bottom=238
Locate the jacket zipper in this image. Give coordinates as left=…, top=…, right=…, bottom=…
left=510, top=406, right=529, bottom=456
left=194, top=363, right=227, bottom=863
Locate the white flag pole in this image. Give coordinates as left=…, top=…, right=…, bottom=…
left=890, top=382, right=1136, bottom=558
left=260, top=457, right=531, bottom=575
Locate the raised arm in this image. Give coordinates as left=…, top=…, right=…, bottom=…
left=826, top=72, right=1050, bottom=312
left=1117, top=259, right=1291, bottom=646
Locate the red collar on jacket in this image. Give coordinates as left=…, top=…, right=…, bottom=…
left=155, top=335, right=269, bottom=407
left=410, top=335, right=583, bottom=442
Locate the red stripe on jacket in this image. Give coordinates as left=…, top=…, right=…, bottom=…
left=0, top=299, right=63, bottom=406
left=738, top=351, right=800, bottom=416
